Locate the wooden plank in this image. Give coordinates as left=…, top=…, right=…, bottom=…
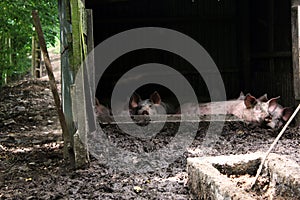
left=268, top=0, right=275, bottom=73
left=292, top=6, right=300, bottom=100
left=98, top=114, right=243, bottom=125
left=71, top=0, right=90, bottom=168
left=70, top=0, right=83, bottom=73
left=59, top=0, right=77, bottom=168
left=237, top=0, right=250, bottom=92
left=31, top=36, right=36, bottom=78
left=102, top=69, right=241, bottom=79
left=74, top=61, right=89, bottom=168
left=59, top=0, right=76, bottom=141
left=86, top=0, right=128, bottom=7
left=251, top=51, right=292, bottom=59
left=291, top=5, right=300, bottom=125
left=85, top=9, right=97, bottom=133
left=80, top=2, right=87, bottom=57
left=93, top=16, right=236, bottom=24
left=86, top=9, right=95, bottom=96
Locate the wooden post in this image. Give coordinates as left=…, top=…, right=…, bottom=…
left=70, top=0, right=90, bottom=168
left=86, top=9, right=95, bottom=96
left=85, top=9, right=97, bottom=132
left=291, top=2, right=300, bottom=125
left=32, top=10, right=75, bottom=167
left=58, top=0, right=96, bottom=168
left=70, top=0, right=83, bottom=73
left=31, top=36, right=36, bottom=78
left=59, top=0, right=78, bottom=168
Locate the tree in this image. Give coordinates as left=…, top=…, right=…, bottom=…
left=0, top=0, right=59, bottom=85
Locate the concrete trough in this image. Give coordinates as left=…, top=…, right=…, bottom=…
left=187, top=152, right=300, bottom=200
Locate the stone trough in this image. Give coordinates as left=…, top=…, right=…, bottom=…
left=187, top=152, right=300, bottom=200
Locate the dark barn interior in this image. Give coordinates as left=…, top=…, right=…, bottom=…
left=85, top=0, right=294, bottom=108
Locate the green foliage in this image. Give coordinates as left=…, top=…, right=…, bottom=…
left=0, top=0, right=59, bottom=86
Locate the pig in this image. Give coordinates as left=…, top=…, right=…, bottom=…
left=261, top=96, right=293, bottom=129
left=179, top=94, right=271, bottom=124
left=129, top=91, right=174, bottom=115
left=95, top=98, right=112, bottom=122
left=239, top=93, right=293, bottom=129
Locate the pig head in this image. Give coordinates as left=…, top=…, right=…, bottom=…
left=233, top=92, right=293, bottom=129
left=262, top=97, right=293, bottom=129
left=129, top=91, right=171, bottom=115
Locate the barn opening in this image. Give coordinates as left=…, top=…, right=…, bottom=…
left=84, top=0, right=295, bottom=109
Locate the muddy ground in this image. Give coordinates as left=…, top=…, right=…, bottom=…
left=1, top=58, right=300, bottom=199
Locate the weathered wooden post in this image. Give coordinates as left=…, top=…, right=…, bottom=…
left=59, top=0, right=95, bottom=168
left=32, top=10, right=75, bottom=167
left=291, top=0, right=300, bottom=125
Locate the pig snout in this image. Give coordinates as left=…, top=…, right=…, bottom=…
left=137, top=108, right=150, bottom=115
left=267, top=120, right=282, bottom=129
left=141, top=110, right=149, bottom=115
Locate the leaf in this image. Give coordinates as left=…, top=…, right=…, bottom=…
left=133, top=186, right=143, bottom=193
left=25, top=177, right=33, bottom=182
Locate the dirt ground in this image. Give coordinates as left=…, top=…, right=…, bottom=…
left=1, top=53, right=300, bottom=199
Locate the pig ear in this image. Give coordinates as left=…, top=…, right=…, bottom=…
left=129, top=93, right=141, bottom=108
left=282, top=107, right=293, bottom=121
left=95, top=97, right=100, bottom=106
left=267, top=96, right=280, bottom=112
left=244, top=94, right=257, bottom=108
left=150, top=91, right=161, bottom=104
left=258, top=94, right=268, bottom=102
left=238, top=91, right=245, bottom=100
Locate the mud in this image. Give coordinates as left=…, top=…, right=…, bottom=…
left=1, top=77, right=300, bottom=199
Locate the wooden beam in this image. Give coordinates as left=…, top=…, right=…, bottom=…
left=86, top=9, right=95, bottom=96
left=237, top=0, right=251, bottom=92
left=70, top=0, right=83, bottom=73
left=70, top=0, right=90, bottom=169
left=93, top=16, right=236, bottom=24
left=99, top=114, right=243, bottom=125
left=85, top=0, right=130, bottom=8
left=251, top=51, right=292, bottom=59
left=291, top=5, right=300, bottom=125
